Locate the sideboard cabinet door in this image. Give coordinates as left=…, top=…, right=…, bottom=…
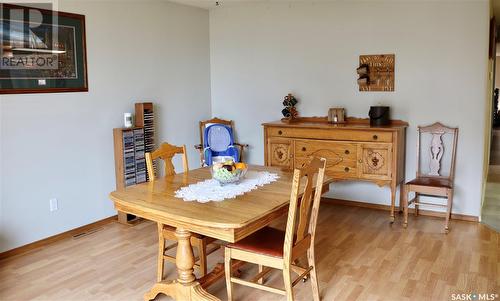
left=267, top=137, right=294, bottom=170
left=358, top=143, right=392, bottom=180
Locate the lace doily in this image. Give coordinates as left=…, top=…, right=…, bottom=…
left=175, top=171, right=280, bottom=203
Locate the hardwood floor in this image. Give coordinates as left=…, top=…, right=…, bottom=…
left=0, top=203, right=498, bottom=301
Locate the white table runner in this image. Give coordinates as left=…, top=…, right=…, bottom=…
left=175, top=171, right=280, bottom=203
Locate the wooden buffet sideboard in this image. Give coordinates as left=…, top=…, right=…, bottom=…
left=263, top=117, right=408, bottom=222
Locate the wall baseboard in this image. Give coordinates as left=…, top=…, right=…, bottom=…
left=0, top=215, right=117, bottom=260
left=321, top=197, right=479, bottom=222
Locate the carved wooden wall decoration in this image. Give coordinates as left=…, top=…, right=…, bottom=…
left=358, top=54, right=395, bottom=92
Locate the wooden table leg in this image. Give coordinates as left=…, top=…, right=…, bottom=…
left=144, top=227, right=220, bottom=301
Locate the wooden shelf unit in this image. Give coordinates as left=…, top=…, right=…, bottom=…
left=113, top=127, right=146, bottom=224
left=135, top=102, right=155, bottom=180
left=113, top=102, right=156, bottom=225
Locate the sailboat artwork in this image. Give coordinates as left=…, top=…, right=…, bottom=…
left=0, top=4, right=87, bottom=94
left=0, top=20, right=77, bottom=78
left=1, top=21, right=67, bottom=53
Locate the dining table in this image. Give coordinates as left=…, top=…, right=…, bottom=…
left=109, top=165, right=332, bottom=301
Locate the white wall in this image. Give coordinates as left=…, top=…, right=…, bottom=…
left=210, top=1, right=490, bottom=217
left=0, top=0, right=491, bottom=253
left=0, top=0, right=211, bottom=252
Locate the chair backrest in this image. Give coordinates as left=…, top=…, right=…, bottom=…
left=204, top=124, right=235, bottom=151
left=199, top=117, right=234, bottom=147
left=203, top=123, right=239, bottom=166
left=145, top=142, right=188, bottom=180
left=283, top=157, right=327, bottom=264
left=416, top=122, right=458, bottom=181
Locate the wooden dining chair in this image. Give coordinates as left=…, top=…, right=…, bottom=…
left=224, top=157, right=327, bottom=301
left=145, top=142, right=219, bottom=281
left=194, top=117, right=249, bottom=166
left=402, top=122, right=459, bottom=233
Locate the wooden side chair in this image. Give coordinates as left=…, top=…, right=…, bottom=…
left=145, top=142, right=219, bottom=281
left=224, top=157, right=327, bottom=301
left=194, top=117, right=249, bottom=166
left=402, top=122, right=459, bottom=233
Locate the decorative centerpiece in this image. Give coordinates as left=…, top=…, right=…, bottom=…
left=281, top=93, right=298, bottom=122
left=211, top=159, right=248, bottom=185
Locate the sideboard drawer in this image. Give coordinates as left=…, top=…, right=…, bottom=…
left=267, top=127, right=392, bottom=142
left=293, top=139, right=358, bottom=177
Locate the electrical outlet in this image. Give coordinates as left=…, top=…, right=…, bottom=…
left=49, top=198, right=58, bottom=212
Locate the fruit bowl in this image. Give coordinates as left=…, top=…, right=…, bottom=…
left=211, top=160, right=248, bottom=185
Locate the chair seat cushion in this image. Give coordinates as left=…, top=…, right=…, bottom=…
left=227, top=227, right=285, bottom=258
left=406, top=177, right=452, bottom=188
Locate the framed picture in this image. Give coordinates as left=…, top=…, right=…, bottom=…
left=0, top=4, right=88, bottom=94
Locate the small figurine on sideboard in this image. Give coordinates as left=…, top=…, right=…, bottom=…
left=281, top=93, right=298, bottom=121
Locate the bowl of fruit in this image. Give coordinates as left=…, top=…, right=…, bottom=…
left=211, top=159, right=248, bottom=185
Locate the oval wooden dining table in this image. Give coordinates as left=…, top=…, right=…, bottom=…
left=109, top=165, right=332, bottom=301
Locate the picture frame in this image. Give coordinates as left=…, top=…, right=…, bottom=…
left=0, top=4, right=88, bottom=94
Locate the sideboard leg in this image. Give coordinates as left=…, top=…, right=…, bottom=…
left=389, top=184, right=396, bottom=223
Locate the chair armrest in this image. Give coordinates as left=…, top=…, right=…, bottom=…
left=234, top=143, right=249, bottom=148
